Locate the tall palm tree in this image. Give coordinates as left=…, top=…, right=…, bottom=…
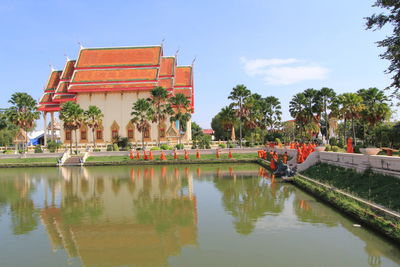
left=318, top=87, right=336, bottom=140
left=261, top=96, right=282, bottom=131
left=228, top=84, right=251, bottom=147
left=6, top=92, right=40, bottom=152
left=148, top=87, right=173, bottom=146
left=338, top=93, right=364, bottom=144
left=84, top=105, right=104, bottom=149
left=59, top=101, right=84, bottom=153
left=169, top=93, right=192, bottom=145
left=219, top=105, right=237, bottom=141
left=131, top=98, right=153, bottom=149
left=289, top=92, right=309, bottom=137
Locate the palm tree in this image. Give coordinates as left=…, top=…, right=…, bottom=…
left=6, top=92, right=40, bottom=152
left=358, top=88, right=391, bottom=145
left=219, top=105, right=237, bottom=141
left=169, top=93, right=192, bottom=145
left=59, top=101, right=84, bottom=153
left=131, top=98, right=153, bottom=149
left=261, top=96, right=282, bottom=131
left=148, top=87, right=173, bottom=146
left=228, top=84, right=251, bottom=147
left=289, top=92, right=309, bottom=137
left=338, top=93, right=364, bottom=144
left=84, top=105, right=104, bottom=149
left=318, top=87, right=336, bottom=140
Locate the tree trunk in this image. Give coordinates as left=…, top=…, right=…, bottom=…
left=343, top=118, right=347, bottom=146
left=92, top=128, right=96, bottom=149
left=157, top=122, right=160, bottom=147
left=352, top=118, right=356, bottom=145
left=142, top=132, right=145, bottom=150
left=239, top=102, right=242, bottom=148
left=325, top=101, right=329, bottom=141
left=70, top=133, right=72, bottom=154
left=75, top=130, right=78, bottom=155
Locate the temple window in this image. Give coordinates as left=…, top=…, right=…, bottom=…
left=96, top=129, right=103, bottom=140
left=144, top=127, right=150, bottom=139
left=65, top=130, right=71, bottom=141
left=128, top=129, right=134, bottom=139
left=112, top=130, right=118, bottom=139
left=111, top=121, right=120, bottom=140
left=80, top=126, right=87, bottom=141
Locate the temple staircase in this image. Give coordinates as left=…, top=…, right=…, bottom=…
left=63, top=156, right=83, bottom=166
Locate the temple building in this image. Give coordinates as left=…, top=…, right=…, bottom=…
left=38, top=45, right=194, bottom=146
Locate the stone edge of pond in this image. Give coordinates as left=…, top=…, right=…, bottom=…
left=292, top=174, right=400, bottom=245
left=0, top=163, right=57, bottom=168
left=84, top=158, right=259, bottom=166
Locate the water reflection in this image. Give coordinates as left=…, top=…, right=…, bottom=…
left=0, top=165, right=398, bottom=267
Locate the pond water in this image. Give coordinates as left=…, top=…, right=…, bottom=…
left=0, top=164, right=399, bottom=267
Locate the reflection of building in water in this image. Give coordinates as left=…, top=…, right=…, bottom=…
left=40, top=166, right=197, bottom=267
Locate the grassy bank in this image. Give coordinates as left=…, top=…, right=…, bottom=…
left=0, top=157, right=58, bottom=164
left=292, top=175, right=400, bottom=244
left=86, top=153, right=258, bottom=162
left=301, top=163, right=400, bottom=212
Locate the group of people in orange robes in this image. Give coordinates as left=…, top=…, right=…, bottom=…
left=291, top=142, right=317, bottom=163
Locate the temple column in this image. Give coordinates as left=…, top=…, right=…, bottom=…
left=51, top=112, right=55, bottom=141
left=43, top=112, right=47, bottom=146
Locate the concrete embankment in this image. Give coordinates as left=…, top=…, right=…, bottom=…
left=291, top=174, right=400, bottom=244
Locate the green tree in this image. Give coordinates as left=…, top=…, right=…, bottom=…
left=169, top=93, right=192, bottom=145
left=219, top=105, right=237, bottom=141
left=366, top=1, right=400, bottom=97
left=6, top=93, right=40, bottom=152
left=148, top=87, right=173, bottom=146
left=84, top=105, right=104, bottom=149
left=59, top=101, right=84, bottom=153
left=260, top=96, right=282, bottom=132
left=228, top=84, right=251, bottom=147
left=338, top=93, right=364, bottom=144
left=131, top=98, right=153, bottom=149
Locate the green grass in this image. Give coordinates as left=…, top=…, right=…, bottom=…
left=86, top=153, right=258, bottom=162
left=301, top=163, right=400, bottom=212
left=0, top=157, right=58, bottom=164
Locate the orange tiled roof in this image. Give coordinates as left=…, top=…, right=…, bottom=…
left=174, top=66, right=192, bottom=87
left=55, top=82, right=70, bottom=94
left=159, top=57, right=175, bottom=77
left=60, top=60, right=76, bottom=80
left=71, top=68, right=158, bottom=83
left=45, top=71, right=62, bottom=91
left=76, top=46, right=162, bottom=68
left=39, top=93, right=54, bottom=104
left=158, top=78, right=174, bottom=90
left=69, top=82, right=156, bottom=92
left=173, top=89, right=191, bottom=98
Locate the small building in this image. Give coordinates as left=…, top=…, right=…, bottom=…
left=202, top=129, right=214, bottom=140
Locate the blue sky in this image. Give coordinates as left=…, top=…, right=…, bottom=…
left=0, top=0, right=395, bottom=128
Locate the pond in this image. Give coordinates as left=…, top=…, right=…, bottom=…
left=0, top=164, right=399, bottom=267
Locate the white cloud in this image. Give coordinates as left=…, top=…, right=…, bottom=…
left=240, top=57, right=329, bottom=85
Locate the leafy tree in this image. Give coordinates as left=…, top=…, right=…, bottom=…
left=191, top=121, right=203, bottom=148
left=338, top=93, right=364, bottom=144
left=228, top=84, right=251, bottom=147
left=366, top=1, right=400, bottom=97
left=131, top=98, right=153, bottom=149
left=219, top=105, right=237, bottom=141
left=169, top=93, right=192, bottom=145
left=260, top=96, right=282, bottom=134
left=84, top=105, right=103, bottom=149
left=148, top=87, right=173, bottom=146
left=6, top=93, right=40, bottom=152
left=59, top=101, right=84, bottom=153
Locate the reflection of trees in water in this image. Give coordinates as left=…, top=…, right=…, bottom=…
left=61, top=195, right=103, bottom=225
left=214, top=176, right=290, bottom=235
left=0, top=178, right=38, bottom=235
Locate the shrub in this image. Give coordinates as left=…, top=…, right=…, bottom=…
left=151, top=146, right=161, bottom=151
left=93, top=149, right=101, bottom=152
left=160, top=144, right=172, bottom=150
left=175, top=144, right=184, bottom=150
left=113, top=143, right=119, bottom=151
left=34, top=145, right=43, bottom=153
left=47, top=140, right=61, bottom=153
left=331, top=145, right=340, bottom=152
left=219, top=143, right=226, bottom=148
left=354, top=145, right=363, bottom=153
left=325, top=145, right=332, bottom=151
left=329, top=137, right=338, bottom=146
left=275, top=138, right=282, bottom=145
left=106, top=144, right=113, bottom=151
left=228, top=143, right=235, bottom=148
left=337, top=139, right=344, bottom=148
left=4, top=150, right=13, bottom=154
left=198, top=135, right=211, bottom=149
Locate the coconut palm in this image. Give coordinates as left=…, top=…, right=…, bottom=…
left=228, top=84, right=251, bottom=147
left=6, top=92, right=40, bottom=152
left=84, top=105, right=104, bottom=149
left=219, top=105, right=237, bottom=141
left=169, top=93, right=192, bottom=145
left=260, top=96, right=282, bottom=131
left=148, top=87, right=173, bottom=146
left=59, top=101, right=84, bottom=153
left=131, top=98, right=153, bottom=149
left=318, top=87, right=336, bottom=140
left=338, top=93, right=364, bottom=144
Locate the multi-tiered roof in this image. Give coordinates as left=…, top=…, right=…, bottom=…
left=38, top=45, right=194, bottom=112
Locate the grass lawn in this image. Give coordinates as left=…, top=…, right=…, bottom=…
left=86, top=152, right=258, bottom=162
left=0, top=157, right=58, bottom=164
left=301, top=162, right=400, bottom=212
